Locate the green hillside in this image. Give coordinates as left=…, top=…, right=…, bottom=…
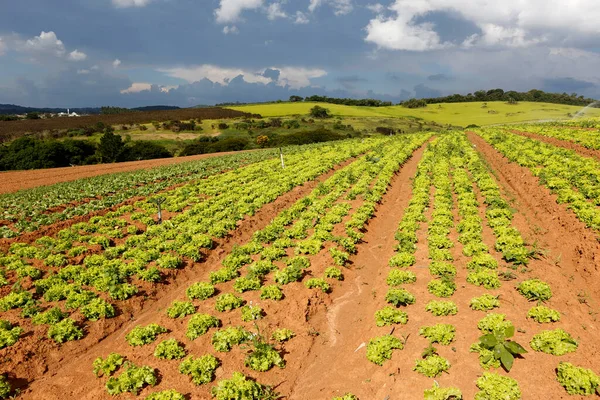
left=229, top=101, right=600, bottom=126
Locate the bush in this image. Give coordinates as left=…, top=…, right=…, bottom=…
left=123, top=141, right=172, bottom=161
left=309, top=105, right=330, bottom=119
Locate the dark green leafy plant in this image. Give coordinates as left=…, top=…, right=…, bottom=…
left=473, top=325, right=527, bottom=372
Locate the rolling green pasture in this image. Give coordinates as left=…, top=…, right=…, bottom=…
left=229, top=101, right=600, bottom=126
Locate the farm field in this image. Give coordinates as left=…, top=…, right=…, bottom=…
left=1, top=122, right=600, bottom=400
left=229, top=101, right=600, bottom=126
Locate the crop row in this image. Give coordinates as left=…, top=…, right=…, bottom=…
left=0, top=137, right=389, bottom=342
left=0, top=141, right=361, bottom=237
left=475, top=128, right=600, bottom=230
left=361, top=133, right=597, bottom=399
left=67, top=133, right=432, bottom=398
left=510, top=123, right=600, bottom=150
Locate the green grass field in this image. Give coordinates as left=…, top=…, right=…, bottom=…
left=229, top=101, right=600, bottom=126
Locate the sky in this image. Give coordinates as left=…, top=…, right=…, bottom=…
left=1, top=0, right=600, bottom=107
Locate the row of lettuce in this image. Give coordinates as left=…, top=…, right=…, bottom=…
left=0, top=134, right=432, bottom=398
left=358, top=133, right=598, bottom=399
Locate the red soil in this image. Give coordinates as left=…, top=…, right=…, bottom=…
left=6, top=136, right=600, bottom=399
left=510, top=129, right=600, bottom=161
left=0, top=149, right=261, bottom=195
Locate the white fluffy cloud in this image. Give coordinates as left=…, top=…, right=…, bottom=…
left=113, top=59, right=122, bottom=68
left=223, top=25, right=239, bottom=34
left=158, top=64, right=326, bottom=89
left=294, top=11, right=309, bottom=24
left=266, top=2, right=287, bottom=20
left=68, top=49, right=87, bottom=61
left=365, top=0, right=600, bottom=51
left=23, top=31, right=65, bottom=57
left=112, top=0, right=152, bottom=8
left=309, top=0, right=353, bottom=15
left=215, top=0, right=263, bottom=23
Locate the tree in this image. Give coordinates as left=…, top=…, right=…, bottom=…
left=26, top=112, right=41, bottom=120
left=256, top=135, right=270, bottom=148
left=309, top=105, right=330, bottom=119
left=97, top=128, right=124, bottom=163
left=289, top=95, right=303, bottom=102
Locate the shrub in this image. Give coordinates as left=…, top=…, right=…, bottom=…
left=93, top=353, right=125, bottom=377
left=166, top=301, right=195, bottom=318
left=374, top=306, right=408, bottom=327
left=186, top=314, right=220, bottom=340
left=419, top=324, right=456, bottom=345
left=125, top=324, right=167, bottom=346
left=105, top=362, right=157, bottom=395
left=425, top=300, right=458, bottom=316
left=48, top=318, right=83, bottom=343
left=556, top=362, right=600, bottom=395
left=475, top=373, right=521, bottom=400
left=309, top=105, right=330, bottom=119
left=366, top=335, right=404, bottom=365
left=472, top=325, right=527, bottom=371
left=530, top=329, right=578, bottom=355
left=186, top=282, right=215, bottom=300
left=211, top=372, right=277, bottom=400
left=470, top=294, right=500, bottom=311
left=527, top=305, right=560, bottom=323
left=154, top=339, right=186, bottom=360
left=215, top=293, right=244, bottom=312
left=517, top=279, right=552, bottom=301
left=179, top=354, right=219, bottom=385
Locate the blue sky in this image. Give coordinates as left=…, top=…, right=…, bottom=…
left=1, top=0, right=600, bottom=107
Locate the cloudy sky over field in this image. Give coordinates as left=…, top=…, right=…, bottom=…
left=1, top=0, right=600, bottom=107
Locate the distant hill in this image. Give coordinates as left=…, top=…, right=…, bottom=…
left=0, top=104, right=181, bottom=115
